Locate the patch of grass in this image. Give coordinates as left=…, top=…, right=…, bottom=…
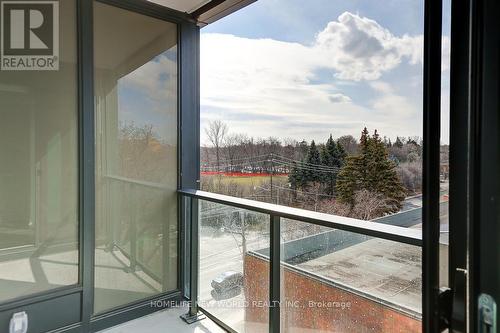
left=202, top=174, right=288, bottom=186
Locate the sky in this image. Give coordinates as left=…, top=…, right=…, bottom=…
left=200, top=0, right=451, bottom=145
left=116, top=47, right=178, bottom=146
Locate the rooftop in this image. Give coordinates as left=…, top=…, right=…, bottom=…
left=296, top=229, right=422, bottom=315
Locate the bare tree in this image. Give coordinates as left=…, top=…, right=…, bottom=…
left=282, top=137, right=298, bottom=159
left=119, top=122, right=169, bottom=182
left=224, top=133, right=244, bottom=172
left=337, top=135, right=358, bottom=155
left=319, top=190, right=395, bottom=220
left=201, top=146, right=211, bottom=171
left=351, top=190, right=396, bottom=220
left=320, top=199, right=352, bottom=217
left=205, top=120, right=228, bottom=172
left=397, top=161, right=422, bottom=194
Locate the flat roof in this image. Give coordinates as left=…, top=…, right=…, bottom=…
left=292, top=199, right=448, bottom=316
left=296, top=226, right=422, bottom=315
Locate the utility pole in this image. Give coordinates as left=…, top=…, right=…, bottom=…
left=269, top=153, right=274, bottom=203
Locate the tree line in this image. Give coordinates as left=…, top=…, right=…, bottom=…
left=202, top=120, right=425, bottom=219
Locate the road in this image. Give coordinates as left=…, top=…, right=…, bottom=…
left=199, top=230, right=268, bottom=332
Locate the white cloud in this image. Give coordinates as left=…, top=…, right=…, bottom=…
left=121, top=53, right=177, bottom=103
left=200, top=12, right=430, bottom=143
left=369, top=81, right=420, bottom=120
left=329, top=93, right=352, bottom=103
left=441, top=36, right=451, bottom=71
left=115, top=52, right=178, bottom=144
left=314, top=12, right=423, bottom=81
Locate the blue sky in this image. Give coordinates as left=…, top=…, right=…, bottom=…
left=200, top=0, right=451, bottom=145
left=117, top=48, right=178, bottom=145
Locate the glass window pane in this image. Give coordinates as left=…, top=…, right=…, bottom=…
left=199, top=200, right=270, bottom=333
left=0, top=0, right=79, bottom=302
left=200, top=0, right=427, bottom=222
left=279, top=220, right=421, bottom=332
left=93, top=2, right=178, bottom=313
left=440, top=0, right=451, bottom=288
left=200, top=2, right=428, bottom=330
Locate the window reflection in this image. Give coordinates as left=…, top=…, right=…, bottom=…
left=0, top=0, right=79, bottom=303
left=94, top=2, right=178, bottom=313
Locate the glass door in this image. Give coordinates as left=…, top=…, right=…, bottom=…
left=470, top=0, right=500, bottom=332
left=0, top=0, right=81, bottom=331
left=93, top=1, right=178, bottom=314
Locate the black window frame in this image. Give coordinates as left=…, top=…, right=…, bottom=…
left=0, top=0, right=199, bottom=332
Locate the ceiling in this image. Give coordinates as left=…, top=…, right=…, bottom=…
left=147, top=0, right=257, bottom=25
left=146, top=0, right=211, bottom=13
left=94, top=1, right=177, bottom=72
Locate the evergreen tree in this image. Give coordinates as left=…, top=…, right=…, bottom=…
left=320, top=134, right=346, bottom=194
left=336, top=128, right=406, bottom=214
left=289, top=136, right=347, bottom=194
left=297, top=140, right=309, bottom=158
left=304, top=140, right=321, bottom=182
left=336, top=128, right=369, bottom=204
left=288, top=161, right=302, bottom=199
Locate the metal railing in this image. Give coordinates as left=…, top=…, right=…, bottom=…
left=179, top=188, right=422, bottom=333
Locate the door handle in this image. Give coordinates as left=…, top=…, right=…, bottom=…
left=478, top=293, right=496, bottom=333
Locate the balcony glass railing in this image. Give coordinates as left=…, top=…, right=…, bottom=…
left=100, top=175, right=169, bottom=282
left=93, top=175, right=177, bottom=313
left=198, top=200, right=270, bottom=332
left=179, top=189, right=422, bottom=333
left=278, top=219, right=421, bottom=332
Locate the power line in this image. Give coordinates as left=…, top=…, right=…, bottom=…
left=254, top=184, right=337, bottom=199
left=202, top=158, right=340, bottom=173
left=202, top=153, right=341, bottom=172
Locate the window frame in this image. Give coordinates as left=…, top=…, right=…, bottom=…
left=0, top=0, right=198, bottom=332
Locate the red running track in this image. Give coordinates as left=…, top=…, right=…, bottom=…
left=201, top=171, right=288, bottom=177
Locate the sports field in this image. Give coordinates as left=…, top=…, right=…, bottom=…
left=201, top=172, right=288, bottom=186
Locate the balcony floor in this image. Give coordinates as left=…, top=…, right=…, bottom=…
left=98, top=307, right=225, bottom=333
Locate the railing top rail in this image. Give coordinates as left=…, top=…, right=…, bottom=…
left=104, top=174, right=168, bottom=190
left=178, top=189, right=422, bottom=247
